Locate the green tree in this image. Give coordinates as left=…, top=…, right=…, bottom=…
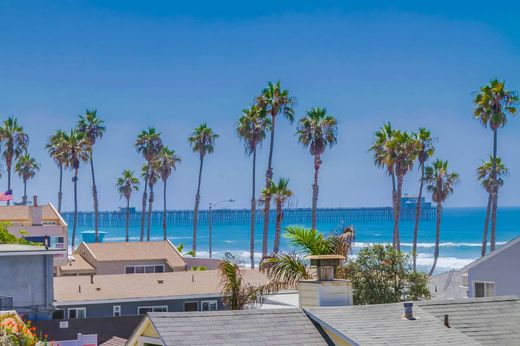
left=473, top=79, right=518, bottom=252
left=156, top=146, right=181, bottom=240
left=424, top=159, right=459, bottom=275
left=477, top=156, right=508, bottom=257
left=256, top=81, right=295, bottom=258
left=142, top=162, right=160, bottom=241
left=344, top=244, right=430, bottom=305
left=261, top=178, right=293, bottom=254
left=135, top=127, right=163, bottom=241
left=116, top=170, right=139, bottom=242
left=411, top=128, right=435, bottom=271
left=0, top=222, right=36, bottom=245
left=45, top=130, right=67, bottom=212
left=188, top=123, right=218, bottom=255
left=236, top=105, right=271, bottom=268
left=14, top=154, right=40, bottom=205
left=296, top=107, right=338, bottom=230
left=77, top=109, right=106, bottom=242
left=0, top=116, right=28, bottom=205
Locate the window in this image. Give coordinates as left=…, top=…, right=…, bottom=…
left=201, top=300, right=218, bottom=311
left=52, top=309, right=65, bottom=320
left=183, top=302, right=198, bottom=312
left=124, top=265, right=165, bottom=274
left=137, top=306, right=168, bottom=315
left=474, top=281, right=495, bottom=298
left=125, top=267, right=135, bottom=274
left=113, top=305, right=121, bottom=317
left=154, top=265, right=164, bottom=273
left=68, top=307, right=86, bottom=319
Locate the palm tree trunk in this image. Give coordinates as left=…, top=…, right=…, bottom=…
left=163, top=179, right=167, bottom=241
left=412, top=163, right=425, bottom=271
left=23, top=180, right=27, bottom=205
left=393, top=174, right=403, bottom=251
left=390, top=169, right=397, bottom=246
left=72, top=170, right=78, bottom=249
left=147, top=184, right=154, bottom=241
left=490, top=128, right=498, bottom=252
left=90, top=153, right=100, bottom=242
left=140, top=168, right=149, bottom=241
left=6, top=160, right=11, bottom=206
left=125, top=197, right=130, bottom=242
left=193, top=155, right=204, bottom=254
left=311, top=154, right=321, bottom=230
left=481, top=192, right=492, bottom=257
left=429, top=203, right=442, bottom=276
left=58, top=164, right=63, bottom=213
left=262, top=115, right=276, bottom=258
left=250, top=147, right=257, bottom=269
left=273, top=201, right=282, bottom=254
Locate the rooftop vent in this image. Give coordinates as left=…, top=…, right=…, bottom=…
left=444, top=314, right=450, bottom=328
left=158, top=279, right=164, bottom=284
left=404, top=302, right=415, bottom=320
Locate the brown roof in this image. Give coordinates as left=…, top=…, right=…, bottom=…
left=0, top=204, right=63, bottom=222
left=59, top=254, right=96, bottom=273
left=54, top=269, right=270, bottom=303
left=99, top=336, right=127, bottom=346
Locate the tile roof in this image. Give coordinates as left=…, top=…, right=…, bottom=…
left=418, top=296, right=520, bottom=346
left=54, top=269, right=270, bottom=303
left=99, top=336, right=127, bottom=346
left=59, top=253, right=96, bottom=273
left=147, top=309, right=333, bottom=346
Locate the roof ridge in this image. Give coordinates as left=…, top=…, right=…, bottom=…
left=418, top=295, right=520, bottom=306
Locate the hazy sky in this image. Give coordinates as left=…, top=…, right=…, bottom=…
left=0, top=1, right=519, bottom=211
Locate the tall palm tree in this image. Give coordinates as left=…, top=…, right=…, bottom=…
left=256, top=81, right=295, bottom=258
left=77, top=109, right=106, bottom=242
left=424, top=159, right=459, bottom=276
left=411, top=128, right=435, bottom=271
left=116, top=170, right=139, bottom=242
left=135, top=127, right=163, bottom=241
left=142, top=162, right=160, bottom=241
left=473, top=79, right=518, bottom=252
left=0, top=116, right=28, bottom=205
left=296, top=107, right=338, bottom=230
left=156, top=146, right=181, bottom=241
left=61, top=129, right=90, bottom=248
left=236, top=105, right=270, bottom=268
left=262, top=178, right=293, bottom=254
left=477, top=157, right=508, bottom=257
left=188, top=123, right=218, bottom=255
left=14, top=154, right=40, bottom=205
left=45, top=130, right=67, bottom=212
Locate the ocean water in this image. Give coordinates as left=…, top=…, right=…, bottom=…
left=73, top=207, right=520, bottom=274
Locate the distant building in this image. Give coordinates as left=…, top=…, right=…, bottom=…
left=400, top=194, right=432, bottom=209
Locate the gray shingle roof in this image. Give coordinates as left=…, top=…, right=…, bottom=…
left=418, top=296, right=520, bottom=346
left=148, top=308, right=333, bottom=346
left=305, top=303, right=481, bottom=345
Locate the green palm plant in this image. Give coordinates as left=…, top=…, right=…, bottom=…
left=45, top=130, right=67, bottom=212
left=477, top=156, right=508, bottom=257
left=60, top=129, right=90, bottom=248
left=156, top=146, right=181, bottom=240
left=0, top=116, right=29, bottom=205
left=116, top=170, right=139, bottom=242
left=473, top=79, right=518, bottom=252
left=424, top=159, right=459, bottom=276
left=261, top=178, right=293, bottom=254
left=256, top=81, right=295, bottom=258
left=188, top=123, right=218, bottom=255
left=236, top=105, right=271, bottom=268
left=142, top=162, right=160, bottom=241
left=411, top=128, right=435, bottom=271
left=135, top=127, right=163, bottom=241
left=296, top=107, right=338, bottom=230
left=14, top=154, right=40, bottom=205
left=77, top=109, right=106, bottom=242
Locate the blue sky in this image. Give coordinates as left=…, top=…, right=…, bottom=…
left=0, top=1, right=519, bottom=211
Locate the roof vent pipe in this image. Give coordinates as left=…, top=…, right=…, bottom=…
left=404, top=302, right=414, bottom=320
left=444, top=314, right=450, bottom=328
left=90, top=275, right=94, bottom=284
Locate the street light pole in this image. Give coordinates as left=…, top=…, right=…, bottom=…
left=209, top=198, right=235, bottom=258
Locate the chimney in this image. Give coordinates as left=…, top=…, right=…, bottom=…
left=33, top=195, right=38, bottom=207
left=30, top=196, right=42, bottom=226
left=404, top=302, right=414, bottom=320
left=298, top=255, right=353, bottom=308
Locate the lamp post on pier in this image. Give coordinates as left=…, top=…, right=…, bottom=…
left=209, top=199, right=235, bottom=258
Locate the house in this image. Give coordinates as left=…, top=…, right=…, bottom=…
left=53, top=269, right=269, bottom=319
left=0, top=198, right=68, bottom=266
left=0, top=244, right=66, bottom=320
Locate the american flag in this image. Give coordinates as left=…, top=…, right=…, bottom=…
left=0, top=190, right=13, bottom=201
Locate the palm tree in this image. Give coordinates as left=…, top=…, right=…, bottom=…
left=116, top=170, right=139, bottom=242
left=473, top=79, right=518, bottom=252
left=0, top=116, right=29, bottom=205
left=411, top=128, right=435, bottom=271
left=424, top=159, right=459, bottom=276
left=256, top=81, right=295, bottom=258
left=77, top=109, right=106, bottom=242
left=135, top=127, right=163, bottom=241
left=477, top=157, right=508, bottom=257
left=61, top=129, right=90, bottom=248
left=236, top=105, right=271, bottom=268
left=45, top=130, right=67, bottom=212
left=188, top=123, right=218, bottom=255
left=156, top=146, right=181, bottom=241
left=261, top=178, right=293, bottom=254
left=142, top=162, right=160, bottom=241
left=296, top=107, right=338, bottom=230
left=14, top=154, right=40, bottom=205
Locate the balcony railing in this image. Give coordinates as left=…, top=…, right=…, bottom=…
left=0, top=296, right=13, bottom=311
